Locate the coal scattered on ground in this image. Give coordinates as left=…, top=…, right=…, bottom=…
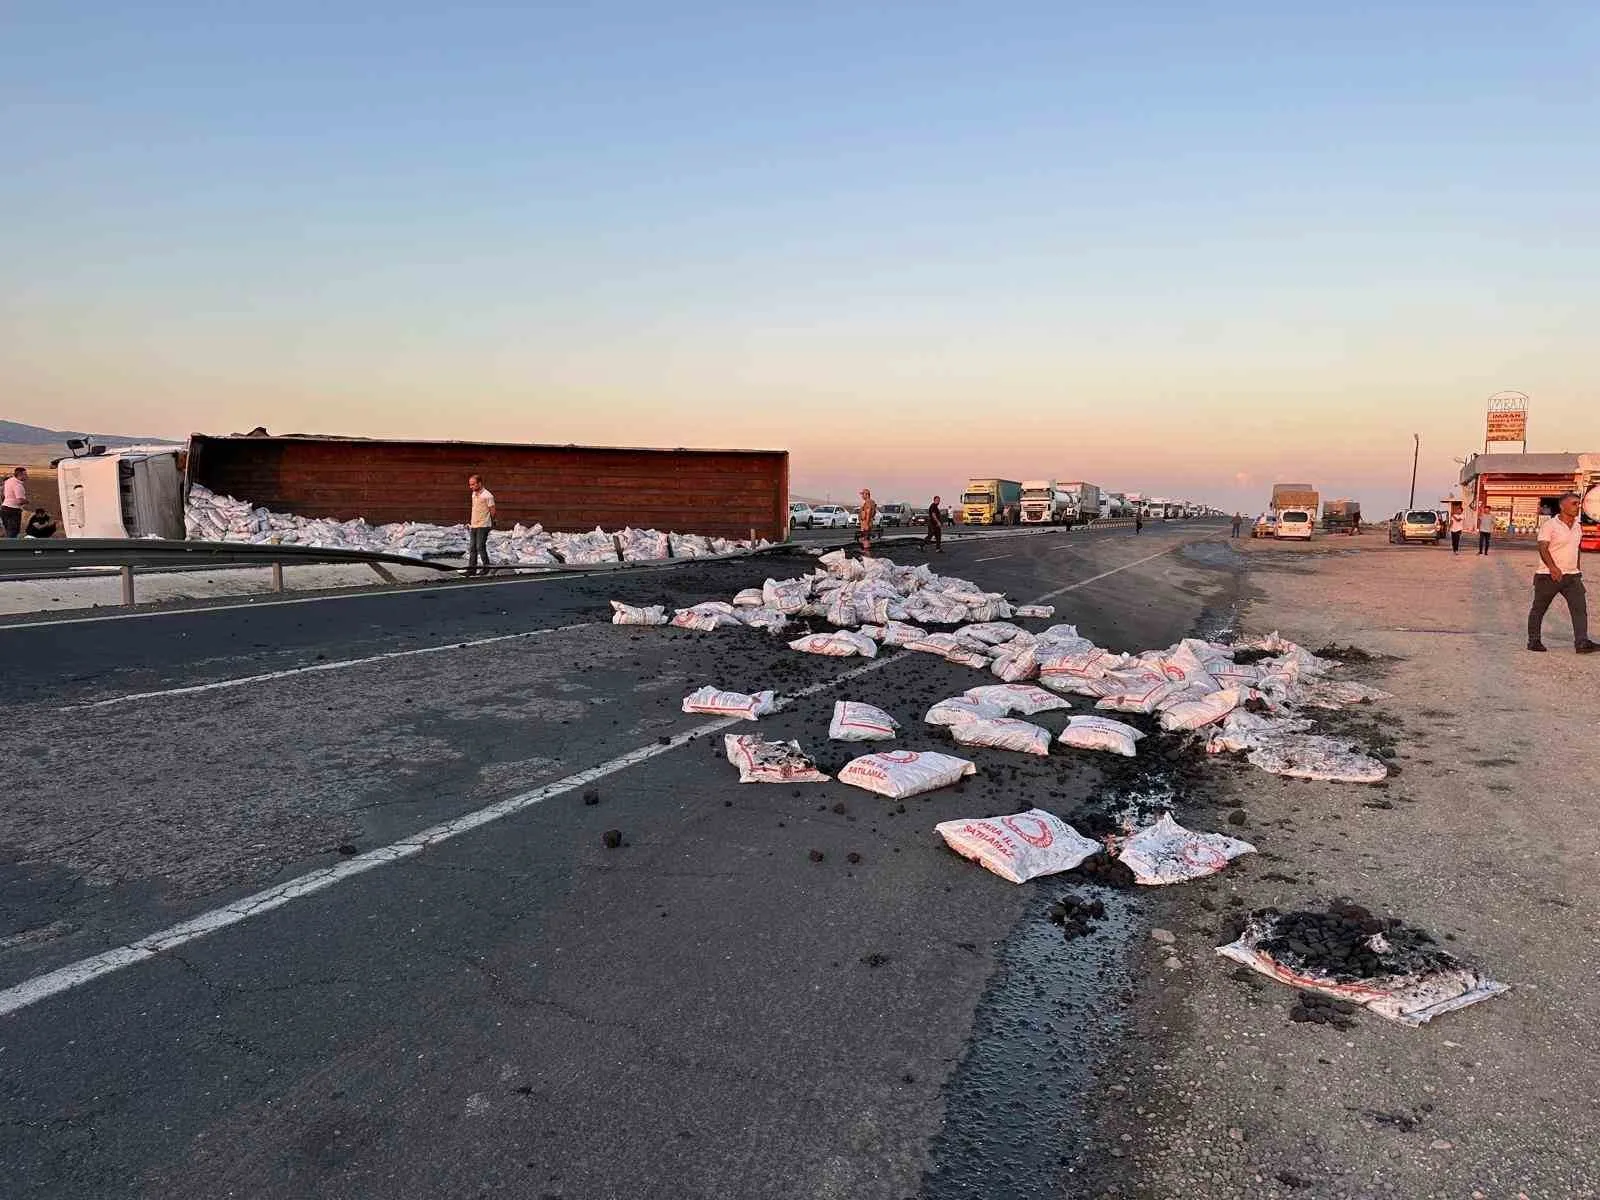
left=1255, top=898, right=1462, bottom=982
left=1288, top=992, right=1359, bottom=1029
left=808, top=849, right=825, bottom=863
left=1232, top=648, right=1277, bottom=665
left=922, top=889, right=1138, bottom=1200
left=1047, top=894, right=1107, bottom=940
left=336, top=843, right=357, bottom=856
left=860, top=952, right=890, bottom=968
left=600, top=829, right=623, bottom=849
left=1226, top=808, right=1248, bottom=825
left=1313, top=643, right=1376, bottom=663
left=582, top=787, right=600, bottom=806
left=1065, top=853, right=1138, bottom=889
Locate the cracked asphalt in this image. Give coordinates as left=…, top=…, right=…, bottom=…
left=0, top=521, right=1236, bottom=1199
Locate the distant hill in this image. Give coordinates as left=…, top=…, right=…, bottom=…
left=0, top=420, right=178, bottom=447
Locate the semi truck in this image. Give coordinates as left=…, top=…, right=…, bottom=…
left=1019, top=480, right=1070, bottom=524
left=1270, top=483, right=1319, bottom=541
left=1058, top=481, right=1101, bottom=526
left=961, top=478, right=1022, bottom=526
left=51, top=433, right=793, bottom=543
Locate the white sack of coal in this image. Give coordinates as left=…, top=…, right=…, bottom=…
left=946, top=715, right=1052, bottom=756
left=617, top=527, right=670, bottom=562
left=1216, top=902, right=1510, bottom=1026
left=1157, top=687, right=1242, bottom=732
left=1117, top=812, right=1256, bottom=885
left=1038, top=648, right=1127, bottom=690
left=733, top=587, right=766, bottom=607
left=1246, top=735, right=1388, bottom=783
left=788, top=631, right=879, bottom=658
left=762, top=577, right=812, bottom=614
left=946, top=648, right=992, bottom=670
left=829, top=701, right=900, bottom=741
left=724, top=734, right=830, bottom=784
left=1203, top=711, right=1314, bottom=754
left=935, top=809, right=1102, bottom=884
left=856, top=624, right=886, bottom=642
left=1146, top=644, right=1221, bottom=693
left=736, top=607, right=790, bottom=634
left=838, top=750, right=976, bottom=799
left=671, top=602, right=744, bottom=631
left=668, top=532, right=713, bottom=559
left=902, top=632, right=966, bottom=658
left=610, top=601, right=670, bottom=626
left=990, top=644, right=1042, bottom=682
left=881, top=621, right=929, bottom=648
left=1056, top=715, right=1145, bottom=758
left=817, top=549, right=864, bottom=580
left=1208, top=661, right=1266, bottom=690
left=960, top=622, right=1027, bottom=646
left=554, top=528, right=622, bottom=565
left=1093, top=669, right=1180, bottom=715
left=925, top=696, right=1008, bottom=727
left=963, top=684, right=1071, bottom=716
left=823, top=591, right=859, bottom=627
left=682, top=686, right=777, bottom=720
left=1013, top=604, right=1055, bottom=619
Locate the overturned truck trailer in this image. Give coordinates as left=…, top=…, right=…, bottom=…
left=184, top=434, right=791, bottom=543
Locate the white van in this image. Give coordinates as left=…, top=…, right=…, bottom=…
left=1274, top=508, right=1314, bottom=540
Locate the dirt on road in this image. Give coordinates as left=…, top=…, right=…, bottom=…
left=1079, top=534, right=1600, bottom=1199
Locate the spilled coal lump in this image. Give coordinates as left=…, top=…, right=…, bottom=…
left=1218, top=898, right=1509, bottom=1026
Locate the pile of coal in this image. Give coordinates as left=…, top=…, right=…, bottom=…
left=1257, top=898, right=1458, bottom=981
left=1046, top=893, right=1106, bottom=940
left=1288, top=993, right=1358, bottom=1028
left=1065, top=853, right=1137, bottom=889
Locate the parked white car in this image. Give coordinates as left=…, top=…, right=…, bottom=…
left=788, top=502, right=816, bottom=530
left=810, top=504, right=851, bottom=528
left=1275, top=509, right=1314, bottom=540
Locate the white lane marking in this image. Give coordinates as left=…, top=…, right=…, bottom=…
left=0, top=541, right=1183, bottom=1017
left=1030, top=546, right=1175, bottom=603
left=57, top=622, right=601, bottom=712
left=0, top=658, right=890, bottom=1018
left=974, top=554, right=1013, bottom=562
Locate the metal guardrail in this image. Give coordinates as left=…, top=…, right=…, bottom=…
left=0, top=538, right=454, bottom=604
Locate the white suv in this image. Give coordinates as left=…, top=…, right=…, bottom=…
left=788, top=502, right=815, bottom=530
left=811, top=504, right=851, bottom=528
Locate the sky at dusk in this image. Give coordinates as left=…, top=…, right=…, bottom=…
left=3, top=1, right=1596, bottom=515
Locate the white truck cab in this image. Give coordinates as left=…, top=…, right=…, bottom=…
left=56, top=446, right=185, bottom=539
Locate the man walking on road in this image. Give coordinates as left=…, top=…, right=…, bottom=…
left=1528, top=492, right=1596, bottom=654
left=2, top=466, right=28, bottom=538
left=922, top=496, right=943, bottom=552
left=1231, top=512, right=1243, bottom=538
left=1449, top=505, right=1464, bottom=554
left=857, top=488, right=877, bottom=553
left=1477, top=504, right=1495, bottom=555
left=1134, top=511, right=1143, bottom=535
left=466, top=474, right=495, bottom=577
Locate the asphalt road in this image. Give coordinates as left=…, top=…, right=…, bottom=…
left=1, top=520, right=1236, bottom=1199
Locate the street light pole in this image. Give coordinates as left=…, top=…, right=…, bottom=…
left=1409, top=434, right=1420, bottom=509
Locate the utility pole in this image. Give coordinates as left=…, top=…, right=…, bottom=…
left=1409, top=434, right=1420, bottom=509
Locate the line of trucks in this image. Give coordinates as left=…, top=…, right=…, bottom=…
left=959, top=479, right=1208, bottom=526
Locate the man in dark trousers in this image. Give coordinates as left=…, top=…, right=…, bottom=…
left=1477, top=504, right=1495, bottom=555
left=1231, top=512, right=1243, bottom=537
left=922, top=495, right=943, bottom=552
left=466, top=474, right=495, bottom=577
left=1528, top=492, right=1597, bottom=654
left=1134, top=511, right=1144, bottom=535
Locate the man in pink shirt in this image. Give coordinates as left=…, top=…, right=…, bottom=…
left=1, top=467, right=28, bottom=539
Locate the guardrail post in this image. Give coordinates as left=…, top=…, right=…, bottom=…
left=120, top=566, right=135, bottom=606
left=271, top=561, right=285, bottom=592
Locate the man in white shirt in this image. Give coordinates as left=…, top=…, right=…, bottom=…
left=466, top=475, right=496, bottom=577
left=1528, top=492, right=1595, bottom=653
left=1448, top=505, right=1464, bottom=554
left=1476, top=505, right=1495, bottom=556
left=1, top=466, right=27, bottom=538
